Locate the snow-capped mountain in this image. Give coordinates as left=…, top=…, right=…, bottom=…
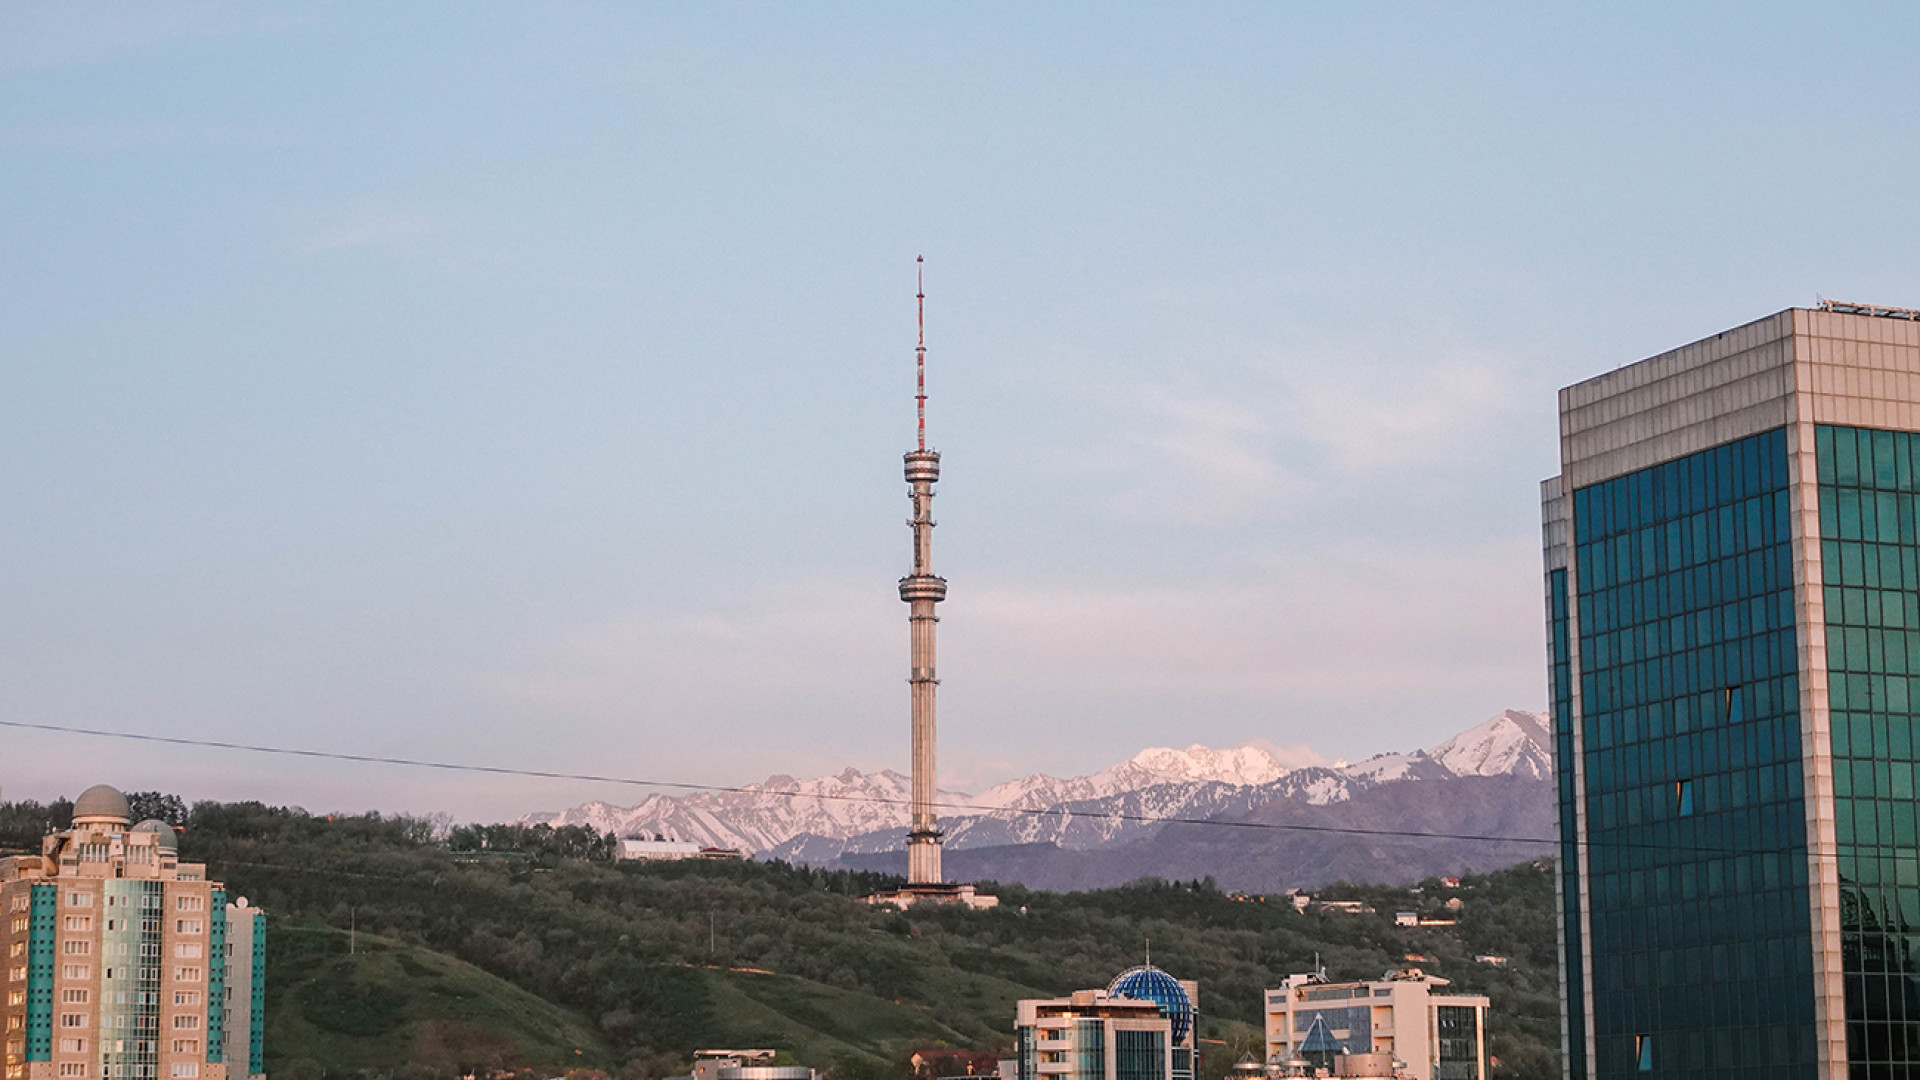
left=968, top=741, right=1325, bottom=811
left=522, top=711, right=1550, bottom=856
left=536, top=767, right=970, bottom=854
left=1426, top=709, right=1552, bottom=779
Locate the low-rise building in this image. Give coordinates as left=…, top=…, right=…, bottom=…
left=616, top=840, right=746, bottom=862
left=1263, top=969, right=1487, bottom=1080
left=1014, top=966, right=1197, bottom=1080
left=676, top=1050, right=814, bottom=1080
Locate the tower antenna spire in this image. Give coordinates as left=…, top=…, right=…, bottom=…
left=916, top=255, right=926, bottom=451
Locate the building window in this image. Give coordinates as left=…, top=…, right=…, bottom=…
left=172, top=921, right=201, bottom=936
left=61, top=966, right=88, bottom=981
left=171, top=992, right=200, bottom=1007
left=170, top=1016, right=199, bottom=1031
left=62, top=917, right=90, bottom=932
left=169, top=1040, right=199, bottom=1055
left=57, top=1038, right=85, bottom=1054
left=1636, top=1035, right=1653, bottom=1071
left=61, top=990, right=88, bottom=1004
left=58, top=1065, right=87, bottom=1078
left=60, top=941, right=89, bottom=956
left=172, top=968, right=200, bottom=983
left=172, top=944, right=201, bottom=960
left=59, top=1015, right=85, bottom=1029
left=5, top=991, right=20, bottom=1007
left=65, top=894, right=92, bottom=909
left=173, top=898, right=202, bottom=913
left=8, top=918, right=25, bottom=934
left=1674, top=780, right=1695, bottom=817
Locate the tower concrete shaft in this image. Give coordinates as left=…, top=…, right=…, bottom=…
left=900, top=451, right=946, bottom=885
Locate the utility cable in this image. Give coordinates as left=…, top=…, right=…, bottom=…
left=0, top=717, right=1804, bottom=859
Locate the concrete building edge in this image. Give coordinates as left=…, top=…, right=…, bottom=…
left=1540, top=478, right=1580, bottom=1080
left=1566, top=502, right=1598, bottom=1080
left=1787, top=327, right=1849, bottom=1080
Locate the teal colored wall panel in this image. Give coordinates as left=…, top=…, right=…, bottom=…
left=24, top=883, right=55, bottom=1061
left=249, top=913, right=265, bottom=1078
left=205, top=889, right=226, bottom=1063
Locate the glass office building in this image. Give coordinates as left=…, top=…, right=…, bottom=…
left=1546, top=304, right=1920, bottom=1080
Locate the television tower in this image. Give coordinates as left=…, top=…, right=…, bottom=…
left=900, top=255, right=947, bottom=887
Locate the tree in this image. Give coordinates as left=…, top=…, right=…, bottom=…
left=126, top=792, right=188, bottom=826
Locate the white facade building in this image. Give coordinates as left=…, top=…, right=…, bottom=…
left=1264, top=970, right=1487, bottom=1080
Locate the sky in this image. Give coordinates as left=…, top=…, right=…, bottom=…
left=5, top=2, right=1920, bottom=822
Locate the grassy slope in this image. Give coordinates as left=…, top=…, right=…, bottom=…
left=266, top=923, right=614, bottom=1080
left=0, top=802, right=1565, bottom=1080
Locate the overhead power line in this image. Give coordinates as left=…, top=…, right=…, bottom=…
left=1, top=717, right=1564, bottom=848
left=6, top=717, right=1810, bottom=861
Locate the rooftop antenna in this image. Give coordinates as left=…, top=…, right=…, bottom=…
left=916, top=255, right=927, bottom=451
left=1145, top=936, right=1151, bottom=967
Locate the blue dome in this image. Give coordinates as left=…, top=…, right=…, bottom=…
left=1107, top=966, right=1194, bottom=1043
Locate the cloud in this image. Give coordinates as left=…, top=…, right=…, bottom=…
left=1097, top=328, right=1526, bottom=525
left=949, top=535, right=1539, bottom=707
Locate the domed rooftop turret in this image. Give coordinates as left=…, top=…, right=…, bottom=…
left=71, top=785, right=131, bottom=826
left=132, top=820, right=179, bottom=852
left=1108, top=965, right=1194, bottom=1043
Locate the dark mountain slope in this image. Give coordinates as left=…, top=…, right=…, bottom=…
left=842, top=775, right=1553, bottom=891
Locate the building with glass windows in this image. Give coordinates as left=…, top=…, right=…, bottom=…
left=1013, top=967, right=1198, bottom=1080
left=0, top=786, right=265, bottom=1080
left=1262, top=969, right=1488, bottom=1080
left=1545, top=303, right=1920, bottom=1080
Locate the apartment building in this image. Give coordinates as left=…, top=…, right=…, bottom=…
left=2, top=786, right=264, bottom=1080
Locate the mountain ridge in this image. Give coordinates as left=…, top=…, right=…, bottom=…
left=527, top=709, right=1552, bottom=858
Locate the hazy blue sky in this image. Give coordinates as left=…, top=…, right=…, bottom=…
left=5, top=3, right=1920, bottom=820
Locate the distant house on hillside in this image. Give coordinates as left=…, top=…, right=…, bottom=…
left=1395, top=911, right=1419, bottom=927
left=1316, top=900, right=1370, bottom=915
left=618, top=839, right=746, bottom=862
left=673, top=1050, right=815, bottom=1080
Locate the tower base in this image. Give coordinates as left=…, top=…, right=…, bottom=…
left=864, top=882, right=999, bottom=911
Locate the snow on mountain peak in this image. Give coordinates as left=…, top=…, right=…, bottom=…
left=524, top=710, right=1554, bottom=855
left=1123, top=743, right=1299, bottom=786
left=1424, top=709, right=1551, bottom=779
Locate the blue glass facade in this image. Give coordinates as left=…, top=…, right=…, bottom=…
left=1815, top=424, right=1920, bottom=1076
left=1562, top=427, right=1817, bottom=1079
left=1114, top=1030, right=1165, bottom=1080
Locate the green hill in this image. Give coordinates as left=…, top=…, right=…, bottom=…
left=266, top=924, right=614, bottom=1080
left=2, top=798, right=1563, bottom=1080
